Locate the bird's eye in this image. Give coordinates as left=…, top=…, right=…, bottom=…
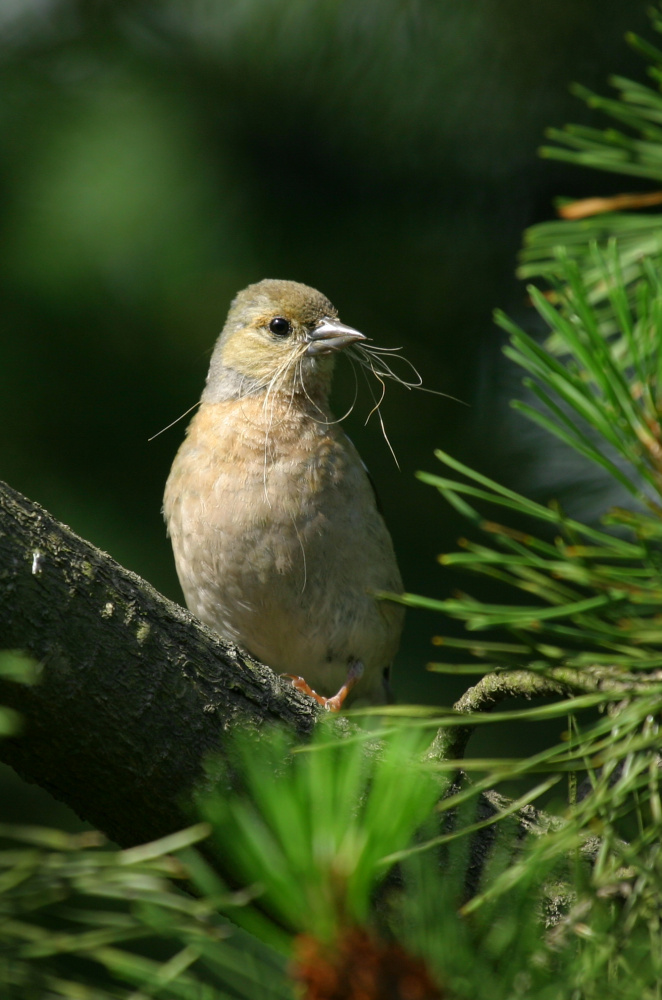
left=269, top=317, right=291, bottom=337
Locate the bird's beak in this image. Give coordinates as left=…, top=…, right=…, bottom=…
left=305, top=318, right=367, bottom=356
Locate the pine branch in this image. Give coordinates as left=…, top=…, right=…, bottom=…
left=518, top=7, right=662, bottom=317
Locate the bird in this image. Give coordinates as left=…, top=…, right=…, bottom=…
left=163, top=279, right=404, bottom=709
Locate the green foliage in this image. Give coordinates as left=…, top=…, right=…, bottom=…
left=403, top=6, right=662, bottom=679
left=395, top=8, right=662, bottom=994
left=192, top=717, right=662, bottom=998
left=519, top=2, right=662, bottom=320
left=403, top=220, right=662, bottom=679
left=182, top=714, right=662, bottom=998
left=1, top=715, right=662, bottom=998
left=0, top=823, right=289, bottom=1000
left=196, top=723, right=443, bottom=949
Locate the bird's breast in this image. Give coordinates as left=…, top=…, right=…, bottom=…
left=169, top=396, right=360, bottom=523
left=163, top=394, right=403, bottom=694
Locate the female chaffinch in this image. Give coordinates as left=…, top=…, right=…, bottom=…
left=164, top=279, right=404, bottom=709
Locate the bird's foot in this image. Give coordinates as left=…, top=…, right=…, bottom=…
left=324, top=659, right=364, bottom=711
left=282, top=659, right=364, bottom=713
left=282, top=674, right=329, bottom=707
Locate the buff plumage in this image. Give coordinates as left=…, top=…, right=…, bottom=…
left=164, top=279, right=404, bottom=708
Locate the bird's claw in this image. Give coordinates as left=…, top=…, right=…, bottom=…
left=282, top=674, right=329, bottom=707
left=282, top=659, right=364, bottom=713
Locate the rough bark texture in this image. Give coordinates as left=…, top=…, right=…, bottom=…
left=0, top=479, right=320, bottom=847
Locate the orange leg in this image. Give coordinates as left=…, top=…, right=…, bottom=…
left=282, top=659, right=364, bottom=712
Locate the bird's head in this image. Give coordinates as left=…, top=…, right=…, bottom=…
left=203, top=279, right=366, bottom=405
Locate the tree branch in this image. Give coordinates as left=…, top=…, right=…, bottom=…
left=425, top=670, right=570, bottom=762
left=0, top=479, right=321, bottom=847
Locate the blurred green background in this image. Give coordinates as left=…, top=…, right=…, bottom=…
left=0, top=0, right=652, bottom=827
